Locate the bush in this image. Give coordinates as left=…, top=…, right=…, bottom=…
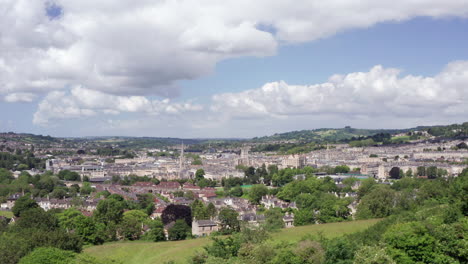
left=19, top=247, right=75, bottom=264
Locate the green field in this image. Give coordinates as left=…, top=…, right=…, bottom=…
left=83, top=219, right=380, bottom=264
left=390, top=135, right=411, bottom=143
left=0, top=211, right=13, bottom=218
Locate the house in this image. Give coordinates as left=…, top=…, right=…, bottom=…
left=260, top=195, right=290, bottom=209
left=283, top=213, right=294, bottom=228
left=163, top=221, right=176, bottom=240
left=133, top=182, right=155, bottom=187
left=3, top=193, right=23, bottom=209
left=192, top=220, right=218, bottom=237
left=156, top=181, right=181, bottom=190
left=183, top=183, right=200, bottom=191
left=150, top=206, right=166, bottom=220
left=36, top=198, right=72, bottom=211
left=239, top=213, right=265, bottom=227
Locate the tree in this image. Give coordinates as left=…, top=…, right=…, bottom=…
left=353, top=246, right=395, bottom=264
left=417, top=166, right=426, bottom=177
left=17, top=164, right=29, bottom=171
left=294, top=209, right=314, bottom=226
left=191, top=200, right=208, bottom=220
left=161, top=204, right=192, bottom=226
left=0, top=168, right=14, bottom=184
left=206, top=203, right=217, bottom=219
left=57, top=170, right=80, bottom=181
left=426, top=166, right=438, bottom=179
left=12, top=196, right=39, bottom=217
left=136, top=193, right=155, bottom=215
left=244, top=167, right=258, bottom=184
left=16, top=208, right=59, bottom=231
left=50, top=187, right=67, bottom=199
left=144, top=218, right=165, bottom=242
left=94, top=199, right=125, bottom=225
left=218, top=207, right=240, bottom=234
left=229, top=186, right=243, bottom=197
left=168, top=219, right=190, bottom=240
left=263, top=208, right=284, bottom=230
left=293, top=240, right=325, bottom=264
left=119, top=210, right=148, bottom=240
left=356, top=185, right=396, bottom=219
left=324, top=237, right=355, bottom=264
left=248, top=184, right=268, bottom=204
left=58, top=208, right=82, bottom=231
left=266, top=165, right=278, bottom=185
left=405, top=168, right=413, bottom=177
left=195, top=169, right=205, bottom=182
left=342, top=177, right=358, bottom=190
left=383, top=222, right=438, bottom=263
left=334, top=165, right=350, bottom=174
left=389, top=167, right=401, bottom=179
left=80, top=182, right=93, bottom=195
left=73, top=215, right=105, bottom=245
left=437, top=168, right=448, bottom=178
left=357, top=178, right=376, bottom=199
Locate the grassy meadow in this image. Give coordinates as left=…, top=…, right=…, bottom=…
left=83, top=219, right=380, bottom=264
left=0, top=210, right=13, bottom=218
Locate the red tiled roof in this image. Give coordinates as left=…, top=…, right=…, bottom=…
left=133, top=182, right=154, bottom=187
left=157, top=182, right=181, bottom=189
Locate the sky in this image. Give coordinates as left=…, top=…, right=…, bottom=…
left=1, top=0, right=468, bottom=138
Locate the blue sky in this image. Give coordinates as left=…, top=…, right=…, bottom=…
left=1, top=1, right=468, bottom=138
left=180, top=17, right=468, bottom=99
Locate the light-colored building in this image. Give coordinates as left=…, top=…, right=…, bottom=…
left=282, top=155, right=306, bottom=169
left=192, top=220, right=218, bottom=237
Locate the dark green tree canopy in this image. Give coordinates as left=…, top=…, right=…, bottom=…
left=161, top=204, right=192, bottom=226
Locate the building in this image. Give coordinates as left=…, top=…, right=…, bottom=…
left=283, top=213, right=294, bottom=228
left=192, top=220, right=218, bottom=237
left=281, top=155, right=306, bottom=169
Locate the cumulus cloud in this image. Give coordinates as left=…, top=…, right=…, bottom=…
left=211, top=61, right=468, bottom=120
left=1, top=0, right=468, bottom=98
left=33, top=86, right=203, bottom=125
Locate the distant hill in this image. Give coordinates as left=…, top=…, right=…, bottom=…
left=1, top=122, right=466, bottom=147
left=0, top=132, right=59, bottom=145
left=251, top=122, right=468, bottom=143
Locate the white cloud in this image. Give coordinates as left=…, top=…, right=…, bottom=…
left=211, top=61, right=468, bottom=120
left=1, top=0, right=468, bottom=98
left=4, top=93, right=36, bottom=102
left=33, top=86, right=203, bottom=125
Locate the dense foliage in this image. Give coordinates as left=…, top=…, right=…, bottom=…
left=191, top=168, right=468, bottom=264
left=0, top=151, right=44, bottom=170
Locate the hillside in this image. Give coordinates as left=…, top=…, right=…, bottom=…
left=2, top=122, right=466, bottom=148
left=251, top=127, right=411, bottom=143
left=251, top=122, right=468, bottom=143
left=83, top=219, right=380, bottom=264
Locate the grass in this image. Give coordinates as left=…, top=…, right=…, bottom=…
left=391, top=135, right=411, bottom=143
left=84, top=237, right=212, bottom=264
left=83, top=219, right=380, bottom=264
left=0, top=211, right=13, bottom=218
left=269, top=218, right=380, bottom=242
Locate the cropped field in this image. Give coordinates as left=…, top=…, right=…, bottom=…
left=83, top=219, right=380, bottom=264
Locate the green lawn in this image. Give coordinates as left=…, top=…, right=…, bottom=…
left=0, top=211, right=13, bottom=218
left=83, top=219, right=380, bottom=264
